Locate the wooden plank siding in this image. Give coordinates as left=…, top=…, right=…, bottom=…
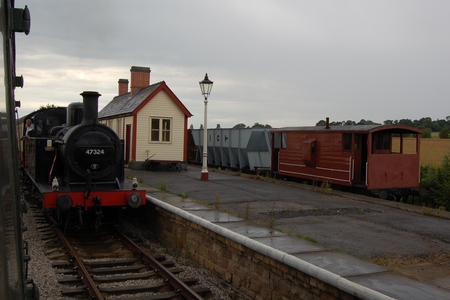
left=278, top=131, right=353, bottom=185
left=134, top=90, right=185, bottom=162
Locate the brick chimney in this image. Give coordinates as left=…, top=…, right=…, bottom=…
left=130, top=66, right=151, bottom=95
left=118, top=79, right=129, bottom=95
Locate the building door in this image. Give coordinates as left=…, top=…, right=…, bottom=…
left=125, top=124, right=131, bottom=164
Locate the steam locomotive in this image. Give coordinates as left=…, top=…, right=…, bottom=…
left=20, top=91, right=146, bottom=230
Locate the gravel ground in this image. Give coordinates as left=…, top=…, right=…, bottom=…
left=23, top=209, right=72, bottom=300
left=23, top=207, right=243, bottom=300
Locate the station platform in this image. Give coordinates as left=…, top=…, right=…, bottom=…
left=125, top=165, right=450, bottom=300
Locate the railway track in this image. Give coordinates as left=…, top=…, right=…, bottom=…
left=25, top=194, right=211, bottom=299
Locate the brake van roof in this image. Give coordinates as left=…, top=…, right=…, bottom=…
left=271, top=125, right=422, bottom=134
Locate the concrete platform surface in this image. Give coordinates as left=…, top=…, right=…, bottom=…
left=126, top=165, right=450, bottom=300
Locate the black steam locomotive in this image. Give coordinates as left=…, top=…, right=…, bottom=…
left=20, top=92, right=146, bottom=230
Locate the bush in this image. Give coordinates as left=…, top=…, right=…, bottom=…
left=439, top=127, right=450, bottom=139
left=421, top=128, right=432, bottom=138
left=420, top=153, right=450, bottom=210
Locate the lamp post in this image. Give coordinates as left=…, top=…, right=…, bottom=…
left=199, top=73, right=213, bottom=180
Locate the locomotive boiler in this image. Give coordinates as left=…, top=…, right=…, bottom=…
left=21, top=91, right=146, bottom=229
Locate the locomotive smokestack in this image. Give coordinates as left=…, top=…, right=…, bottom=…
left=80, top=91, right=101, bottom=124
left=325, top=117, right=330, bottom=129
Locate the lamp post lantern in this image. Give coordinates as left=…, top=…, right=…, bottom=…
left=199, top=73, right=213, bottom=180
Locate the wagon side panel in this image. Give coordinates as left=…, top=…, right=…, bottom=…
left=367, top=154, right=420, bottom=190
left=277, top=131, right=353, bottom=185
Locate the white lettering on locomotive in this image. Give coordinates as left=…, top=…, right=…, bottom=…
left=85, top=149, right=105, bottom=155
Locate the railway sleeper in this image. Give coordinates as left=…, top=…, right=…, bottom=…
left=41, top=240, right=61, bottom=248
left=58, top=267, right=184, bottom=287
left=106, top=286, right=211, bottom=300
left=82, top=258, right=174, bottom=270
left=39, top=234, right=58, bottom=243
left=83, top=255, right=166, bottom=268
left=52, top=261, right=72, bottom=268
left=58, top=277, right=82, bottom=285
left=55, top=269, right=78, bottom=275
left=82, top=258, right=140, bottom=267
left=91, top=267, right=184, bottom=283
left=60, top=278, right=198, bottom=296
left=86, top=261, right=174, bottom=274
left=87, top=264, right=151, bottom=274
left=47, top=250, right=67, bottom=260
left=99, top=277, right=198, bottom=294
left=76, top=248, right=131, bottom=257
left=69, top=238, right=117, bottom=246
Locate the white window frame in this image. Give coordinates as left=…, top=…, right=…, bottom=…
left=149, top=117, right=172, bottom=143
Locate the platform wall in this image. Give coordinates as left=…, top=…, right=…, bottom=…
left=142, top=204, right=358, bottom=300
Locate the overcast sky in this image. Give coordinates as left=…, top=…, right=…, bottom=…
left=15, top=0, right=450, bottom=128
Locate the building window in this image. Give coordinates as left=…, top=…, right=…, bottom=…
left=150, top=117, right=172, bottom=142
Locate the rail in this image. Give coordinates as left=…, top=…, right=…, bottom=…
left=111, top=226, right=204, bottom=300
left=52, top=222, right=104, bottom=299
left=50, top=217, right=206, bottom=299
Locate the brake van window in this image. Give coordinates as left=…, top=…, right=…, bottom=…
left=343, top=133, right=351, bottom=151
left=373, top=133, right=390, bottom=153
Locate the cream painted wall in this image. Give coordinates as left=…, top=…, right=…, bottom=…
left=135, top=90, right=185, bottom=162
left=99, top=90, right=187, bottom=162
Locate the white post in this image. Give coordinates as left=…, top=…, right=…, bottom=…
left=201, top=96, right=209, bottom=180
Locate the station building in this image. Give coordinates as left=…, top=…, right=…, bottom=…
left=98, top=66, right=192, bottom=168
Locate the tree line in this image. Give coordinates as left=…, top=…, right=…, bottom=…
left=232, top=122, right=272, bottom=129
left=315, top=116, right=450, bottom=139
left=230, top=116, right=450, bottom=138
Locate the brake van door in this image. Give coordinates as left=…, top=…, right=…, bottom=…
left=353, top=134, right=362, bottom=182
